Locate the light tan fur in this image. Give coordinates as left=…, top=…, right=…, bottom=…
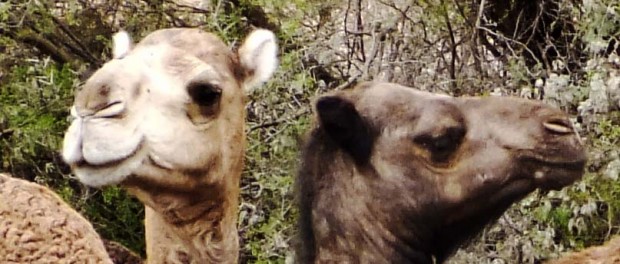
left=0, top=173, right=112, bottom=263
left=547, top=236, right=620, bottom=264
left=62, top=28, right=277, bottom=263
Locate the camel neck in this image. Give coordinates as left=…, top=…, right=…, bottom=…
left=143, top=197, right=239, bottom=264
left=309, top=211, right=434, bottom=263
left=297, top=132, right=436, bottom=263
left=123, top=154, right=243, bottom=264
left=309, top=187, right=434, bottom=263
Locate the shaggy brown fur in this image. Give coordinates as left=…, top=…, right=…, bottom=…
left=296, top=82, right=586, bottom=263
left=0, top=173, right=112, bottom=263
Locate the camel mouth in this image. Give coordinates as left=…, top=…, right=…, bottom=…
left=76, top=155, right=130, bottom=170
left=69, top=139, right=148, bottom=187
left=75, top=139, right=145, bottom=170
left=450, top=157, right=586, bottom=226
left=519, top=157, right=586, bottom=190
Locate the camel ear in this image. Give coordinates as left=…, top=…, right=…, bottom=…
left=316, top=96, right=373, bottom=163
left=112, top=30, right=133, bottom=59
left=238, top=29, right=278, bottom=93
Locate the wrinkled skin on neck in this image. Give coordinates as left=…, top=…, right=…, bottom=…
left=123, top=137, right=244, bottom=263
left=297, top=82, right=586, bottom=263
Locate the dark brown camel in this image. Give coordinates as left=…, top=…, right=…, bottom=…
left=296, top=82, right=587, bottom=263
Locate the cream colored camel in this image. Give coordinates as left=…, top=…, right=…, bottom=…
left=0, top=173, right=112, bottom=263
left=297, top=82, right=587, bottom=263
left=62, top=28, right=277, bottom=263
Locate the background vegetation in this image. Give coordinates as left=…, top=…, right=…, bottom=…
left=0, top=0, right=618, bottom=263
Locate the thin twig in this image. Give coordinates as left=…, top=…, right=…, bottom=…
left=441, top=0, right=458, bottom=94
left=355, top=0, right=365, bottom=62
left=475, top=0, right=486, bottom=32
left=477, top=26, right=542, bottom=67
left=335, top=74, right=361, bottom=90
left=248, top=108, right=310, bottom=131
left=48, top=14, right=101, bottom=65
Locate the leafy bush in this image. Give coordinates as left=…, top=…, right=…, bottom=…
left=1, top=0, right=619, bottom=263
left=0, top=59, right=73, bottom=186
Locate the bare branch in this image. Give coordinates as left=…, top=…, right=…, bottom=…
left=249, top=108, right=310, bottom=131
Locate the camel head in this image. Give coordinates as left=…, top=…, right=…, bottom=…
left=62, top=28, right=277, bottom=262
left=297, top=82, right=586, bottom=263
left=62, top=27, right=276, bottom=207
left=63, top=28, right=276, bottom=186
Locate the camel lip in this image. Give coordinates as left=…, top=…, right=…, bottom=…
left=74, top=139, right=145, bottom=170
left=529, top=158, right=586, bottom=171
left=75, top=157, right=126, bottom=170
left=518, top=157, right=586, bottom=190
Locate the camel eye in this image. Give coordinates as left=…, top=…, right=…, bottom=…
left=186, top=82, right=222, bottom=124
left=414, top=126, right=465, bottom=162
left=187, top=82, right=221, bottom=106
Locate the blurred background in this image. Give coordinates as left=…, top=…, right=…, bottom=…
left=0, top=0, right=618, bottom=263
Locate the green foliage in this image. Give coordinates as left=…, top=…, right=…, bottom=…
left=506, top=56, right=544, bottom=87
left=2, top=0, right=620, bottom=263
left=540, top=173, right=620, bottom=249
left=241, top=49, right=316, bottom=262
left=0, top=59, right=73, bottom=183
left=81, top=187, right=146, bottom=254
left=577, top=0, right=620, bottom=54
left=594, top=115, right=620, bottom=147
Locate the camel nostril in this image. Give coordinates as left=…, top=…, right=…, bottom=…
left=543, top=119, right=573, bottom=135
